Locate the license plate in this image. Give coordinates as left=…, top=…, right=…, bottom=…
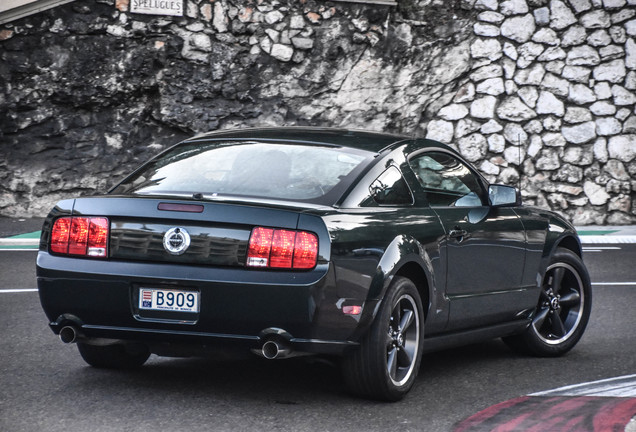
left=139, top=288, right=199, bottom=313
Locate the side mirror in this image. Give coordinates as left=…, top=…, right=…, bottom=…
left=488, top=184, right=521, bottom=207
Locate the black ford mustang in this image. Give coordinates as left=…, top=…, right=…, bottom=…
left=37, top=127, right=591, bottom=401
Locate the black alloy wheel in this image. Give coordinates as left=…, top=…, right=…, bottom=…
left=504, top=248, right=592, bottom=357
left=342, top=276, right=424, bottom=401
left=533, top=262, right=585, bottom=345
left=387, top=293, right=420, bottom=387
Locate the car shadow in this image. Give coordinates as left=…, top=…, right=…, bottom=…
left=76, top=354, right=349, bottom=403
left=69, top=339, right=521, bottom=402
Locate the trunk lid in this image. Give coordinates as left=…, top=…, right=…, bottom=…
left=70, top=196, right=325, bottom=267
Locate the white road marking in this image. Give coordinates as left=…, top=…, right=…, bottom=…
left=0, top=288, right=38, bottom=293
left=592, top=282, right=636, bottom=286
left=580, top=235, right=636, bottom=244
left=530, top=374, right=636, bottom=397
left=0, top=248, right=38, bottom=251
left=583, top=246, right=622, bottom=252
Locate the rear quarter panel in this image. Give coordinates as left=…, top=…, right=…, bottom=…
left=320, top=207, right=448, bottom=335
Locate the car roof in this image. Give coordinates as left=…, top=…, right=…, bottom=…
left=184, top=127, right=415, bottom=154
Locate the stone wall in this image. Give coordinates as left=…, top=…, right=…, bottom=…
left=0, top=0, right=634, bottom=224
left=425, top=0, right=636, bottom=225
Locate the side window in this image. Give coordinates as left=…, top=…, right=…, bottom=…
left=409, top=152, right=485, bottom=207
left=368, top=166, right=413, bottom=206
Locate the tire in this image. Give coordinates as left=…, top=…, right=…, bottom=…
left=503, top=247, right=592, bottom=357
left=77, top=342, right=150, bottom=369
left=342, top=276, right=425, bottom=401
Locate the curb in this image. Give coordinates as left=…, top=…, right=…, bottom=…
left=455, top=375, right=636, bottom=432
left=580, top=236, right=636, bottom=244
left=0, top=238, right=40, bottom=245
left=454, top=396, right=636, bottom=432
left=0, top=231, right=40, bottom=249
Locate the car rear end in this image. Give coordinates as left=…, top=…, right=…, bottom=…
left=36, top=136, right=380, bottom=358
left=38, top=196, right=356, bottom=355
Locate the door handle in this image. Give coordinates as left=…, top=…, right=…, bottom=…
left=448, top=228, right=468, bottom=241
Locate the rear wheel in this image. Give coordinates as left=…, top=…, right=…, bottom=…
left=342, top=276, right=424, bottom=401
left=504, top=248, right=591, bottom=357
left=77, top=342, right=150, bottom=369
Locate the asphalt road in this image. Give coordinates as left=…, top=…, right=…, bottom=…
left=1, top=245, right=635, bottom=432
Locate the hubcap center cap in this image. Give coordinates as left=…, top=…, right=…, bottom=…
left=550, top=297, right=560, bottom=310
left=397, top=333, right=404, bottom=347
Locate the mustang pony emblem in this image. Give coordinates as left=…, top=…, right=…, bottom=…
left=163, top=227, right=191, bottom=255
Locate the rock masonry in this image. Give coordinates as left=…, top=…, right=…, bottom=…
left=0, top=0, right=634, bottom=224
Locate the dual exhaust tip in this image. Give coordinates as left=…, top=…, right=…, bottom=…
left=261, top=340, right=292, bottom=360
left=60, top=325, right=294, bottom=360
left=59, top=326, right=81, bottom=344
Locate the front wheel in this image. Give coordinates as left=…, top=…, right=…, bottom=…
left=504, top=247, right=592, bottom=357
left=342, top=276, right=424, bottom=401
left=77, top=342, right=150, bottom=369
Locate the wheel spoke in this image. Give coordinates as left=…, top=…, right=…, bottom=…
left=532, top=307, right=550, bottom=331
left=387, top=347, right=398, bottom=379
left=551, top=267, right=565, bottom=294
left=385, top=332, right=394, bottom=350
left=550, top=313, right=566, bottom=337
left=397, top=346, right=413, bottom=367
left=392, top=308, right=401, bottom=329
left=399, top=309, right=414, bottom=333
left=560, top=290, right=581, bottom=308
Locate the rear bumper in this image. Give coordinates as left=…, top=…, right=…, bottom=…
left=37, top=251, right=363, bottom=356
left=48, top=318, right=358, bottom=357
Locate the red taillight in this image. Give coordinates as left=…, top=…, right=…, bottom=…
left=246, top=227, right=274, bottom=267
left=51, top=216, right=109, bottom=258
left=51, top=217, right=71, bottom=254
left=270, top=229, right=296, bottom=268
left=87, top=218, right=109, bottom=257
left=293, top=231, right=318, bottom=269
left=68, top=217, right=89, bottom=255
left=247, top=227, right=318, bottom=270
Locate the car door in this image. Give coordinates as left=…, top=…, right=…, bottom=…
left=408, top=150, right=528, bottom=331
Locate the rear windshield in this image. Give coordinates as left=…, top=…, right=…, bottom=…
left=110, top=141, right=375, bottom=204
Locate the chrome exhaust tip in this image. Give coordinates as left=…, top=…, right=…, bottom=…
left=261, top=340, right=292, bottom=360
left=59, top=326, right=79, bottom=344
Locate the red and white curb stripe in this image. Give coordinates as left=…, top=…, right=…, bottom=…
left=455, top=375, right=636, bottom=432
